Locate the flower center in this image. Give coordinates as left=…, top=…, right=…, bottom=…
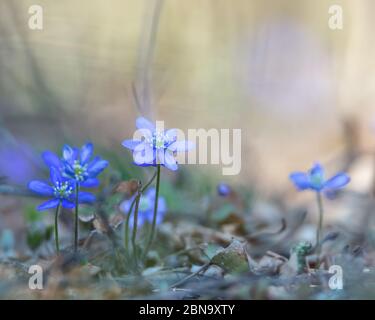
left=53, top=182, right=73, bottom=199
left=146, top=131, right=171, bottom=150
left=73, top=160, right=88, bottom=181
left=310, top=173, right=324, bottom=189
left=139, top=197, right=150, bottom=212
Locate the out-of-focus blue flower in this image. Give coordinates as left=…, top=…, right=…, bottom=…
left=120, top=187, right=167, bottom=228
left=0, top=141, right=37, bottom=185
left=217, top=183, right=231, bottom=197
left=289, top=162, right=350, bottom=195
left=28, top=167, right=96, bottom=211
left=122, top=117, right=194, bottom=171
left=42, top=142, right=108, bottom=187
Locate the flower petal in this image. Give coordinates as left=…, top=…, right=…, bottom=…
left=78, top=191, right=96, bottom=203
left=120, top=198, right=135, bottom=214
left=50, top=167, right=62, bottom=185
left=37, top=199, right=60, bottom=211
left=122, top=139, right=142, bottom=151
left=289, top=172, right=311, bottom=190
left=137, top=128, right=153, bottom=140
left=61, top=199, right=75, bottom=209
left=28, top=180, right=54, bottom=196
left=309, top=162, right=324, bottom=178
left=63, top=161, right=75, bottom=177
left=80, top=142, right=93, bottom=164
left=134, top=144, right=155, bottom=165
left=168, top=140, right=195, bottom=152
left=132, top=162, right=155, bottom=168
left=129, top=212, right=147, bottom=229
left=156, top=149, right=165, bottom=165
left=80, top=178, right=99, bottom=188
left=217, top=183, right=231, bottom=197
left=42, top=151, right=61, bottom=168
left=62, top=145, right=75, bottom=162
left=163, top=151, right=178, bottom=171
left=165, top=128, right=177, bottom=141
left=145, top=187, right=156, bottom=199
left=133, top=142, right=146, bottom=153
left=157, top=197, right=167, bottom=214
left=136, top=116, right=155, bottom=131
left=87, top=157, right=109, bottom=177
left=324, top=173, right=350, bottom=191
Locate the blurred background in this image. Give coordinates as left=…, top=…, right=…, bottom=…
left=1, top=0, right=375, bottom=193
left=3, top=1, right=375, bottom=298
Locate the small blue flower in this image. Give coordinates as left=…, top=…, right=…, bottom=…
left=0, top=141, right=37, bottom=185
left=289, top=162, right=350, bottom=195
left=122, top=117, right=194, bottom=171
left=28, top=167, right=96, bottom=211
left=217, top=183, right=231, bottom=197
left=120, top=187, right=167, bottom=228
left=42, top=142, right=108, bottom=187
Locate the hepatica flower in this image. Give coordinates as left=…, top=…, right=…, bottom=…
left=289, top=162, right=350, bottom=263
left=122, top=117, right=194, bottom=171
left=120, top=188, right=167, bottom=229
left=289, top=162, right=350, bottom=196
left=217, top=183, right=231, bottom=197
left=28, top=167, right=95, bottom=253
left=28, top=167, right=94, bottom=210
left=42, top=142, right=108, bottom=187
left=121, top=116, right=193, bottom=262
left=40, top=142, right=108, bottom=252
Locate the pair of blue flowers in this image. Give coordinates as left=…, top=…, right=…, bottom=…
left=28, top=143, right=108, bottom=210
left=28, top=143, right=109, bottom=253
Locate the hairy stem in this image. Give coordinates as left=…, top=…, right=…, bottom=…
left=124, top=198, right=137, bottom=251
left=316, top=191, right=324, bottom=265
left=54, top=202, right=61, bottom=254
left=124, top=170, right=158, bottom=251
left=142, top=164, right=161, bottom=260
left=141, top=170, right=158, bottom=193
left=131, top=193, right=141, bottom=266
left=74, top=182, right=80, bottom=252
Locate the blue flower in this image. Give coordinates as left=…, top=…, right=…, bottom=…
left=122, top=117, right=194, bottom=171
left=217, top=183, right=231, bottom=197
left=289, top=162, right=350, bottom=195
left=28, top=167, right=96, bottom=211
left=42, top=142, right=108, bottom=187
left=120, top=188, right=167, bottom=228
left=0, top=141, right=37, bottom=185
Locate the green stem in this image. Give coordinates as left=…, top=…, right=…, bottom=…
left=124, top=198, right=137, bottom=251
left=74, top=182, right=80, bottom=252
left=54, top=202, right=61, bottom=254
left=131, top=193, right=141, bottom=266
left=124, top=170, right=158, bottom=251
left=316, top=191, right=324, bottom=265
left=141, top=170, right=158, bottom=193
left=142, top=164, right=161, bottom=260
